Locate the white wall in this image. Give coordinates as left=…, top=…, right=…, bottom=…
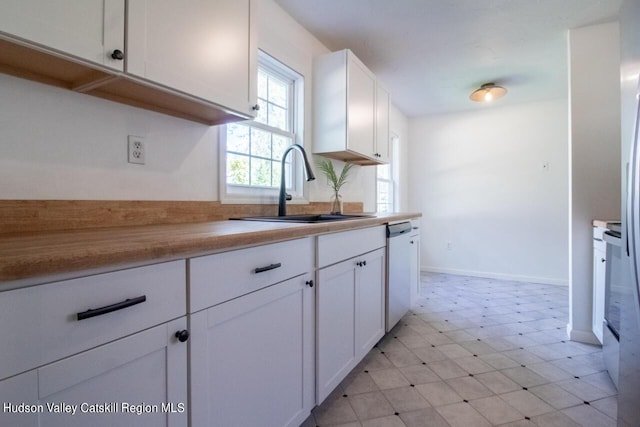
left=0, top=0, right=387, bottom=212
left=0, top=74, right=219, bottom=200
left=568, top=22, right=621, bottom=343
left=408, top=99, right=569, bottom=285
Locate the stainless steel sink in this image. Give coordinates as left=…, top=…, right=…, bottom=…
left=231, top=213, right=375, bottom=223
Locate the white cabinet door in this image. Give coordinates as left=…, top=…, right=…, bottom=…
left=190, top=274, right=314, bottom=427
left=356, top=248, right=386, bottom=355
left=347, top=55, right=376, bottom=159
left=0, top=318, right=188, bottom=427
left=0, top=0, right=125, bottom=71
left=317, top=248, right=386, bottom=404
left=317, top=260, right=358, bottom=403
left=127, top=0, right=256, bottom=117
left=375, top=83, right=390, bottom=163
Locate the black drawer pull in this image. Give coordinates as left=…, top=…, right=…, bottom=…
left=254, top=263, right=282, bottom=274
left=77, top=295, right=147, bottom=321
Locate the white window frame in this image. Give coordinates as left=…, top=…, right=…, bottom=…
left=220, top=51, right=306, bottom=204
left=376, top=134, right=398, bottom=213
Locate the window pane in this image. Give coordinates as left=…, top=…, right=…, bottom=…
left=268, top=75, right=288, bottom=108
left=251, top=158, right=272, bottom=187
left=268, top=104, right=288, bottom=131
left=250, top=128, right=272, bottom=158
left=378, top=181, right=390, bottom=203
left=258, top=69, right=268, bottom=100
left=285, top=160, right=292, bottom=189
left=377, top=164, right=390, bottom=180
left=272, top=134, right=292, bottom=160
left=255, top=99, right=268, bottom=124
left=378, top=203, right=391, bottom=214
left=227, top=153, right=250, bottom=185
left=272, top=160, right=282, bottom=187
left=227, top=123, right=249, bottom=154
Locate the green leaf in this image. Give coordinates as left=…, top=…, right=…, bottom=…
left=316, top=158, right=353, bottom=192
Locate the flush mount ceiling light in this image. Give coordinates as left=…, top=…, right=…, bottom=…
left=469, top=83, right=507, bottom=103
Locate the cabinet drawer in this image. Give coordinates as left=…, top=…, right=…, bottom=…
left=189, top=238, right=313, bottom=312
left=0, top=260, right=186, bottom=381
left=317, top=226, right=386, bottom=268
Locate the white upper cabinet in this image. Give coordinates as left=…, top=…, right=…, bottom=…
left=0, top=0, right=125, bottom=71
left=126, top=0, right=257, bottom=117
left=346, top=55, right=376, bottom=160
left=375, top=83, right=391, bottom=163
left=313, top=49, right=390, bottom=165
left=0, top=0, right=257, bottom=125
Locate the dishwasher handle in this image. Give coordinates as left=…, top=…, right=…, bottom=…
left=387, top=221, right=412, bottom=238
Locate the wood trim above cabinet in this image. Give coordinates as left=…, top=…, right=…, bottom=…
left=0, top=37, right=113, bottom=90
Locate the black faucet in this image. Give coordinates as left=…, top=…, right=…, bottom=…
left=279, top=144, right=316, bottom=216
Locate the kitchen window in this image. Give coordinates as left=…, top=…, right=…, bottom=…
left=221, top=51, right=304, bottom=202
left=377, top=135, right=398, bottom=213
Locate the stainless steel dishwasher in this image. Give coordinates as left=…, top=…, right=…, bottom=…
left=386, top=221, right=413, bottom=332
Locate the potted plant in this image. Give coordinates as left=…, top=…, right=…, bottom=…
left=316, top=159, right=354, bottom=215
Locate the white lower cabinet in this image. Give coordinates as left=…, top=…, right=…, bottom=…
left=316, top=247, right=386, bottom=404
left=0, top=261, right=188, bottom=427
left=189, top=273, right=315, bottom=427
left=0, top=318, right=188, bottom=427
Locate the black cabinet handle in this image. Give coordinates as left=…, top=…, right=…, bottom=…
left=356, top=261, right=367, bottom=267
left=77, top=295, right=146, bottom=321
left=306, top=280, right=314, bottom=288
left=175, top=330, right=190, bottom=343
left=111, top=49, right=124, bottom=60
left=410, top=240, right=414, bottom=244
left=252, top=104, right=260, bottom=111
left=254, top=263, right=282, bottom=274
left=601, top=258, right=606, bottom=263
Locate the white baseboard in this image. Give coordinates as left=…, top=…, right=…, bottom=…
left=421, top=266, right=568, bottom=286
left=567, top=324, right=601, bottom=345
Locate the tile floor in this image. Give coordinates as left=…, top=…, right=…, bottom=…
left=303, top=272, right=617, bottom=427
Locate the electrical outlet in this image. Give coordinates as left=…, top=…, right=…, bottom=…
left=128, top=135, right=145, bottom=165
left=446, top=242, right=453, bottom=251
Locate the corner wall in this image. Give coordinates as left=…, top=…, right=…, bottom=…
left=568, top=22, right=621, bottom=343
left=408, top=99, right=569, bottom=285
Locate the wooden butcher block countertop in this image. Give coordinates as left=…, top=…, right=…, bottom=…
left=0, top=212, right=420, bottom=289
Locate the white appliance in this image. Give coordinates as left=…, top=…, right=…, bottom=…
left=602, top=225, right=623, bottom=388
left=619, top=0, right=640, bottom=416
left=386, top=221, right=412, bottom=332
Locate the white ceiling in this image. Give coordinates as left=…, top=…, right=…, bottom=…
left=273, top=0, right=622, bottom=117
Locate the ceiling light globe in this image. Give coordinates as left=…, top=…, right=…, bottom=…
left=470, top=83, right=507, bottom=103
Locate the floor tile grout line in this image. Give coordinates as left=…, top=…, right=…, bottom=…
left=309, top=272, right=617, bottom=426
